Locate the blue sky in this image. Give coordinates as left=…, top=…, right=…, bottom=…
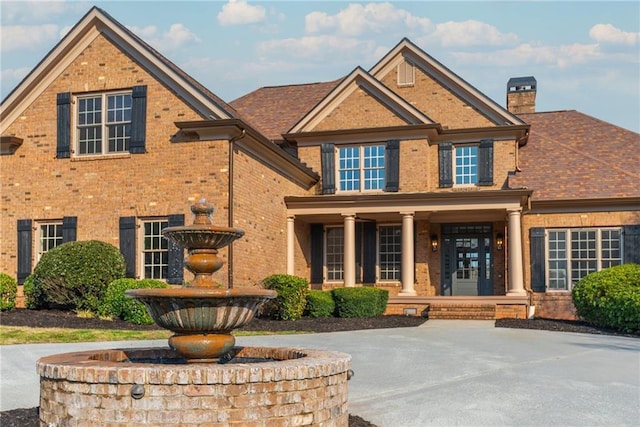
left=1, top=1, right=639, bottom=132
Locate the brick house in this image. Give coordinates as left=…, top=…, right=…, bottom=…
left=2, top=7, right=638, bottom=319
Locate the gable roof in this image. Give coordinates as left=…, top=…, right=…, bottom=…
left=288, top=66, right=434, bottom=134
left=1, top=6, right=238, bottom=134
left=230, top=80, right=341, bottom=141
left=510, top=110, right=640, bottom=202
left=370, top=38, right=526, bottom=127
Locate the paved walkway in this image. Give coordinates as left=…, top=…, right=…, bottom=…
left=1, top=320, right=639, bottom=426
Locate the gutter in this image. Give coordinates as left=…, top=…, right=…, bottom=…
left=227, top=128, right=246, bottom=288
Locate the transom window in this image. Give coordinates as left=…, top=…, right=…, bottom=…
left=455, top=146, right=478, bottom=185
left=141, top=220, right=169, bottom=279
left=547, top=228, right=622, bottom=290
left=38, top=222, right=63, bottom=260
left=77, top=91, right=132, bottom=155
left=338, top=145, right=385, bottom=192
left=326, top=227, right=344, bottom=281
left=379, top=225, right=401, bottom=281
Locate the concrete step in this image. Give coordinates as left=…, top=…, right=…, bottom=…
left=427, top=304, right=496, bottom=320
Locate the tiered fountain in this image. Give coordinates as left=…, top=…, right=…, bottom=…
left=37, top=200, right=351, bottom=426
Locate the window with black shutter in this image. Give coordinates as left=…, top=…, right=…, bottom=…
left=384, top=139, right=399, bottom=192
left=166, top=214, right=185, bottom=284
left=438, top=142, right=453, bottom=188
left=119, top=217, right=137, bottom=278
left=310, top=224, right=324, bottom=284
left=478, top=139, right=494, bottom=186
left=17, top=219, right=33, bottom=284
left=321, top=144, right=336, bottom=194
left=56, top=92, right=71, bottom=158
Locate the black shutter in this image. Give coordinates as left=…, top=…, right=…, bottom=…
left=362, top=222, right=377, bottom=284
left=530, top=227, right=546, bottom=292
left=438, top=142, right=453, bottom=188
left=310, top=224, right=324, bottom=284
left=384, top=139, right=399, bottom=192
left=321, top=143, right=336, bottom=194
left=166, top=214, right=185, bottom=284
left=478, top=139, right=494, bottom=186
left=17, top=219, right=33, bottom=284
left=130, top=85, right=147, bottom=154
left=623, top=225, right=640, bottom=264
left=355, top=222, right=363, bottom=283
left=119, top=217, right=136, bottom=278
left=56, top=92, right=71, bottom=158
left=61, top=216, right=77, bottom=243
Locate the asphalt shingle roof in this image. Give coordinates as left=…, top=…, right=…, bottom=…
left=511, top=110, right=640, bottom=201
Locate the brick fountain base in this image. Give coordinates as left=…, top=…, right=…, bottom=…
left=37, top=346, right=351, bottom=426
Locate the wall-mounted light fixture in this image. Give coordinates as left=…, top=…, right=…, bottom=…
left=431, top=234, right=438, bottom=252
left=496, top=233, right=504, bottom=251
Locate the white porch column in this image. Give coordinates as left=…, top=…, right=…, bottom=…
left=286, top=215, right=295, bottom=275
left=343, top=214, right=356, bottom=287
left=399, top=212, right=416, bottom=295
left=507, top=208, right=526, bottom=295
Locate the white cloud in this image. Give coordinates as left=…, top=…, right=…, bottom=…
left=1, top=66, right=31, bottom=85
left=0, top=24, right=58, bottom=52
left=589, top=24, right=639, bottom=45
left=0, top=1, right=83, bottom=24
left=305, top=2, right=431, bottom=36
left=217, top=0, right=266, bottom=26
left=428, top=20, right=518, bottom=47
left=451, top=42, right=602, bottom=68
left=258, top=35, right=376, bottom=62
left=129, top=24, right=201, bottom=52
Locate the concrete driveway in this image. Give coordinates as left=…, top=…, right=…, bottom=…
left=1, top=320, right=638, bottom=426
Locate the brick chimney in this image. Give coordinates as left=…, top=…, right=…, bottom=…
left=507, top=76, right=537, bottom=114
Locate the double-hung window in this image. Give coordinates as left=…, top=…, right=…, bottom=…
left=455, top=146, right=478, bottom=185
left=325, top=227, right=344, bottom=281
left=37, top=222, right=63, bottom=261
left=76, top=91, right=132, bottom=155
left=547, top=227, right=622, bottom=290
left=141, top=219, right=169, bottom=280
left=338, top=145, right=385, bottom=192
left=378, top=225, right=401, bottom=281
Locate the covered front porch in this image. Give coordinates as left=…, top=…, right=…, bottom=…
left=284, top=190, right=532, bottom=316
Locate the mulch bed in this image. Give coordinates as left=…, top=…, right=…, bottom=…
left=1, top=309, right=636, bottom=427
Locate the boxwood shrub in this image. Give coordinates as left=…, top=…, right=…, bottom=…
left=100, top=278, right=169, bottom=324
left=30, top=240, right=126, bottom=313
left=305, top=290, right=335, bottom=318
left=572, top=263, right=640, bottom=333
left=331, top=287, right=389, bottom=318
left=22, top=274, right=40, bottom=309
left=0, top=273, right=17, bottom=311
left=261, top=274, right=309, bottom=320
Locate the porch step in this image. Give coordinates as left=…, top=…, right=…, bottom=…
left=427, top=304, right=496, bottom=320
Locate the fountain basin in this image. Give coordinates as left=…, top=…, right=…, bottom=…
left=37, top=346, right=351, bottom=426
left=126, top=287, right=276, bottom=361
left=163, top=226, right=244, bottom=250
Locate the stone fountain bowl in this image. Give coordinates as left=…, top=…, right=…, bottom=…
left=162, top=225, right=245, bottom=250
left=126, top=287, right=276, bottom=361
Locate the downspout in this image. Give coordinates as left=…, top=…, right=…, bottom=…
left=228, top=128, right=246, bottom=288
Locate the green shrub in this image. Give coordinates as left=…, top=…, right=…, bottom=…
left=332, top=287, right=389, bottom=318
left=0, top=273, right=17, bottom=311
left=261, top=274, right=309, bottom=320
left=101, top=278, right=168, bottom=324
left=572, top=264, right=640, bottom=333
left=30, top=240, right=126, bottom=313
left=305, top=290, right=335, bottom=318
left=22, top=274, right=40, bottom=309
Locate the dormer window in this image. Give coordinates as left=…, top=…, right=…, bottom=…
left=397, top=59, right=415, bottom=86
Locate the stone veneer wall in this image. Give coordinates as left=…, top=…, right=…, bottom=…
left=38, top=347, right=351, bottom=426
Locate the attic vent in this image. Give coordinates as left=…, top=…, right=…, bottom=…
left=397, top=59, right=414, bottom=87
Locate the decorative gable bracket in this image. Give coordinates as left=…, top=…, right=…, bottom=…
left=0, top=136, right=24, bottom=155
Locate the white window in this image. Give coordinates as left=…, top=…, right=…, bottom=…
left=455, top=146, right=478, bottom=185
left=140, top=219, right=169, bottom=280
left=326, top=227, right=344, bottom=281
left=397, top=59, right=415, bottom=86
left=76, top=91, right=132, bottom=155
left=338, top=145, right=385, bottom=192
left=546, top=228, right=622, bottom=290
left=379, top=225, right=401, bottom=281
left=37, top=221, right=63, bottom=261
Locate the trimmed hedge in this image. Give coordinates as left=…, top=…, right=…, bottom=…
left=572, top=263, right=640, bottom=333
left=23, top=274, right=40, bottom=309
left=332, top=287, right=389, bottom=318
left=261, top=274, right=309, bottom=320
left=305, top=290, right=335, bottom=318
left=100, top=278, right=169, bottom=325
left=29, top=240, right=126, bottom=313
left=0, top=273, right=17, bottom=311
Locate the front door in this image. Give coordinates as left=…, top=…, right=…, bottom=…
left=442, top=225, right=493, bottom=296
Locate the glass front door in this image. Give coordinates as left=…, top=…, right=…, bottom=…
left=442, top=225, right=493, bottom=296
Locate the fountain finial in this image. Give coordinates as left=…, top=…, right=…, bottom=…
left=192, top=198, right=215, bottom=225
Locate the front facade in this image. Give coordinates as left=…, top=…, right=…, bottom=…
left=2, top=8, right=639, bottom=319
